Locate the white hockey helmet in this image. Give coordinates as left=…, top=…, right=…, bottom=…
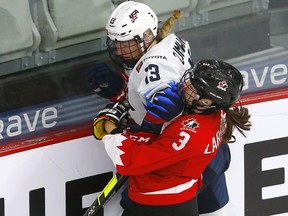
left=105, top=1, right=158, bottom=41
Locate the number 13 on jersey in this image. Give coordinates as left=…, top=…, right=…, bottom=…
left=145, top=64, right=160, bottom=84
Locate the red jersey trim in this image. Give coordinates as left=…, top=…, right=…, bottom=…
left=129, top=180, right=198, bottom=205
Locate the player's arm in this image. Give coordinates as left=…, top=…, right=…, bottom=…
left=86, top=62, right=128, bottom=102
left=102, top=120, right=193, bottom=175
left=141, top=81, right=184, bottom=134
left=93, top=100, right=130, bottom=140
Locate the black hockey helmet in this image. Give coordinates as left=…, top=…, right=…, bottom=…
left=179, top=59, right=244, bottom=110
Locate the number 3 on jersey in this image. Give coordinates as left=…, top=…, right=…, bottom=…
left=172, top=131, right=190, bottom=151
left=145, top=64, right=160, bottom=84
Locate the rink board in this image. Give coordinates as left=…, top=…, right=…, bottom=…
left=0, top=90, right=287, bottom=216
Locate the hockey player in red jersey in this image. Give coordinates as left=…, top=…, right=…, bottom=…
left=94, top=59, right=251, bottom=216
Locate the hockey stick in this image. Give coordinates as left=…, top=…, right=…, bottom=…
left=83, top=172, right=128, bottom=216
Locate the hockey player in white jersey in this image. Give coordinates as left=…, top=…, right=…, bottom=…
left=91, top=1, right=230, bottom=215
left=105, top=2, right=193, bottom=133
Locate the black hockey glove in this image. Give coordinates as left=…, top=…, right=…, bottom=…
left=93, top=100, right=130, bottom=140
left=86, top=62, right=128, bottom=102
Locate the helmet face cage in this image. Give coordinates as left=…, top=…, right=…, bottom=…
left=179, top=69, right=201, bottom=108
left=106, top=37, right=145, bottom=69
left=180, top=60, right=243, bottom=111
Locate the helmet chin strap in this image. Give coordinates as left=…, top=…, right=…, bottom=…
left=123, top=59, right=139, bottom=70
left=188, top=101, right=217, bottom=114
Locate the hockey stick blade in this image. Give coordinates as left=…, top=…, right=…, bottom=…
left=83, top=173, right=128, bottom=216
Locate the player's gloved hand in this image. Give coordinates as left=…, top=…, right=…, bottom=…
left=93, top=100, right=130, bottom=140
left=143, top=81, right=184, bottom=134
left=86, top=62, right=128, bottom=102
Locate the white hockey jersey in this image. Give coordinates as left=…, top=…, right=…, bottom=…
left=127, top=33, right=193, bottom=125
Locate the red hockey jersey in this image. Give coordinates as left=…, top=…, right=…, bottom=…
left=102, top=111, right=226, bottom=205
